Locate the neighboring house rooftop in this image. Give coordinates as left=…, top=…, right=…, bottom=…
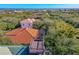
left=8, top=45, right=29, bottom=55
left=0, top=47, right=12, bottom=55
left=6, top=28, right=39, bottom=44
left=0, top=46, right=29, bottom=55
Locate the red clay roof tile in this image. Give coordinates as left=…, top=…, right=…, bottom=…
left=6, top=28, right=39, bottom=44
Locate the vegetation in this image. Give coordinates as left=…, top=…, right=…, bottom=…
left=0, top=9, right=79, bottom=54
left=32, top=9, right=79, bottom=54
left=0, top=36, right=13, bottom=45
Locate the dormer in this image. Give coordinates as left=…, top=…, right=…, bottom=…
left=20, top=18, right=35, bottom=29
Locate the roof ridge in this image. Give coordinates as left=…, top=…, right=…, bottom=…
left=25, top=29, right=36, bottom=39
left=16, top=28, right=34, bottom=39
left=5, top=28, right=21, bottom=36
left=16, top=29, right=26, bottom=35
left=16, top=28, right=35, bottom=44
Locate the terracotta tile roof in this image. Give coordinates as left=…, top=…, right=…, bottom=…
left=5, top=28, right=39, bottom=44
left=26, top=28, right=39, bottom=38
left=6, top=28, right=23, bottom=36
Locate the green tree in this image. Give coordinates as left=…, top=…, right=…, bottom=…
left=45, top=20, right=79, bottom=55
left=0, top=36, right=14, bottom=45
left=0, top=22, right=7, bottom=30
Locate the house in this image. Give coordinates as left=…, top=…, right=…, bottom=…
left=5, top=18, right=45, bottom=55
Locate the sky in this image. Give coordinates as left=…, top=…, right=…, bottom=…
left=0, top=4, right=79, bottom=8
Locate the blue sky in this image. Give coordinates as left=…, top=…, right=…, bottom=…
left=0, top=4, right=79, bottom=8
